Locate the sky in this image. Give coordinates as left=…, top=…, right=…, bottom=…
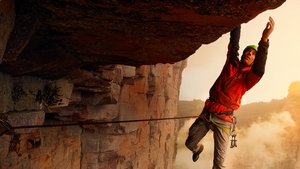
left=179, top=0, right=300, bottom=104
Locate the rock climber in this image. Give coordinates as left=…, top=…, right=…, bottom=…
left=185, top=17, right=275, bottom=169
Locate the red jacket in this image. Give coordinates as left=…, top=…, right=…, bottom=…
left=204, top=26, right=269, bottom=122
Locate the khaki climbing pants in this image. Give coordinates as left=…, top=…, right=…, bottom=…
left=185, top=109, right=233, bottom=169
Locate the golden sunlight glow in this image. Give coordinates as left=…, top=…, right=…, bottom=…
left=180, top=0, right=300, bottom=104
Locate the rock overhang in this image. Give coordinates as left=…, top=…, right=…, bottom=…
left=0, top=0, right=286, bottom=79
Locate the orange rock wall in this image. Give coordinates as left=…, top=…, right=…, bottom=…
left=0, top=61, right=186, bottom=169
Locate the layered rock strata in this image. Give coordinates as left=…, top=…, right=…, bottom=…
left=0, top=61, right=186, bottom=169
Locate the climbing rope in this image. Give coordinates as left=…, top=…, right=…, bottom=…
left=1, top=114, right=198, bottom=154
left=1, top=115, right=198, bottom=135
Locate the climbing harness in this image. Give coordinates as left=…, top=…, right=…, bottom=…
left=202, top=109, right=238, bottom=148
left=201, top=109, right=232, bottom=136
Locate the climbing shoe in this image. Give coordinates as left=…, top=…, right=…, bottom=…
left=192, top=144, right=204, bottom=162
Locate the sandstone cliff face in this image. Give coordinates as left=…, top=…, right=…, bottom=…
left=0, top=0, right=286, bottom=169
left=0, top=61, right=186, bottom=169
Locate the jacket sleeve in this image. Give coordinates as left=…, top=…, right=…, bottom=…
left=251, top=40, right=269, bottom=76
left=226, top=25, right=241, bottom=66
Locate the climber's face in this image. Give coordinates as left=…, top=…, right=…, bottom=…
left=241, top=48, right=256, bottom=66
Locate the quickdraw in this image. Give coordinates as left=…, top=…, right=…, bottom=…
left=230, top=116, right=237, bottom=148
left=230, top=131, right=237, bottom=148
